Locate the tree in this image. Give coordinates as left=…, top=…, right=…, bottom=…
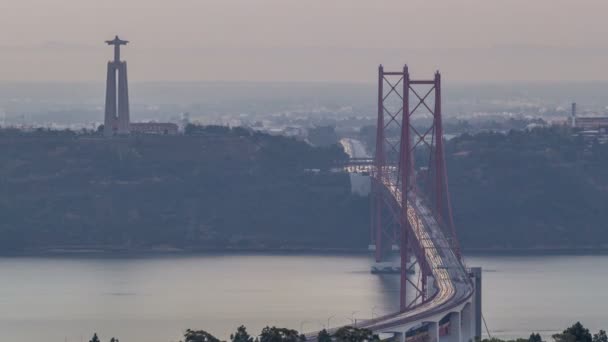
left=184, top=329, right=221, bottom=342
left=529, top=333, right=542, bottom=342
left=90, top=333, right=101, bottom=342
left=333, top=326, right=378, bottom=342
left=231, top=325, right=254, bottom=342
left=317, top=329, right=332, bottom=342
left=481, top=338, right=509, bottom=342
left=259, top=326, right=305, bottom=342
left=553, top=322, right=592, bottom=342
left=552, top=334, right=576, bottom=342
left=593, top=331, right=608, bottom=342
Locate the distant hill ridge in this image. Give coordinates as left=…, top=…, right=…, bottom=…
left=0, top=125, right=368, bottom=253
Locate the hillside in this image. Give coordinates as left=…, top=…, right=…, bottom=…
left=2, top=125, right=607, bottom=253
left=0, top=126, right=368, bottom=253
left=447, top=127, right=608, bottom=249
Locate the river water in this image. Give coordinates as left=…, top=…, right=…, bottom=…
left=0, top=253, right=606, bottom=342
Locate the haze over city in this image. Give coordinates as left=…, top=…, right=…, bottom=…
left=2, top=0, right=608, bottom=82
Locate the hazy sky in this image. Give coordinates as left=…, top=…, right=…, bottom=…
left=1, top=0, right=608, bottom=82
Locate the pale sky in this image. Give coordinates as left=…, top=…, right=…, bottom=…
left=1, top=0, right=608, bottom=82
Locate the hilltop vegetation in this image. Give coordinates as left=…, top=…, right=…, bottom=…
left=357, top=124, right=608, bottom=250
left=447, top=126, right=608, bottom=249
left=0, top=125, right=368, bottom=253
left=1, top=124, right=607, bottom=253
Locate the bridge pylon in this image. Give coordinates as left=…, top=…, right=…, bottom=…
left=371, top=65, right=460, bottom=312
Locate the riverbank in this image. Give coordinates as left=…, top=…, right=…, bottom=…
left=4, top=244, right=608, bottom=257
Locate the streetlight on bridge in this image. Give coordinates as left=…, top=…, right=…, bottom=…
left=346, top=311, right=359, bottom=326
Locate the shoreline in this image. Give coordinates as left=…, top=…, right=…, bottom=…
left=2, top=245, right=608, bottom=257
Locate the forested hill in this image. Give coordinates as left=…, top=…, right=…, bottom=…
left=2, top=125, right=607, bottom=253
left=447, top=127, right=608, bottom=250
left=0, top=126, right=368, bottom=253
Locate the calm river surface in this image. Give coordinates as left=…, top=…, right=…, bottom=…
left=0, top=253, right=606, bottom=342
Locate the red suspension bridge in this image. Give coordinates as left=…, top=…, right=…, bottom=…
left=313, top=65, right=482, bottom=342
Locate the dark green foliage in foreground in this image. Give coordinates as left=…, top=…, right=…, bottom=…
left=180, top=326, right=306, bottom=342
left=317, top=329, right=332, bottom=342
left=480, top=335, right=540, bottom=342
left=529, top=333, right=542, bottom=342
left=593, top=331, right=608, bottom=342
left=0, top=126, right=368, bottom=252
left=446, top=126, right=608, bottom=249
left=88, top=333, right=119, bottom=342
left=91, top=322, right=605, bottom=342
left=553, top=322, right=593, bottom=342
left=333, top=326, right=378, bottom=342
left=482, top=338, right=530, bottom=342
left=184, top=329, right=221, bottom=342
left=231, top=326, right=254, bottom=342
left=483, top=322, right=604, bottom=342
left=259, top=326, right=305, bottom=342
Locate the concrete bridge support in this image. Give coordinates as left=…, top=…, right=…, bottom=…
left=427, top=321, right=439, bottom=342
left=376, top=265, right=482, bottom=342
left=390, top=308, right=474, bottom=342
left=471, top=267, right=483, bottom=341
left=440, top=312, right=461, bottom=342
left=461, top=303, right=473, bottom=342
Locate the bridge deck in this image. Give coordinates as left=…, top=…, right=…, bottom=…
left=307, top=171, right=473, bottom=338
left=350, top=174, right=473, bottom=332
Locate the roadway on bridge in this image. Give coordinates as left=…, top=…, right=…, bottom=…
left=307, top=170, right=474, bottom=338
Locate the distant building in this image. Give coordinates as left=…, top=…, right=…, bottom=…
left=571, top=102, right=577, bottom=127
left=569, top=102, right=608, bottom=130
left=575, top=117, right=608, bottom=130
left=102, top=36, right=179, bottom=137
left=130, top=122, right=179, bottom=135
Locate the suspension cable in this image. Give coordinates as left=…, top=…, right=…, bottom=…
left=482, top=313, right=492, bottom=339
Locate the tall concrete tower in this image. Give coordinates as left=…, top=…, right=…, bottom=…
left=104, top=36, right=130, bottom=136
left=571, top=102, right=577, bottom=128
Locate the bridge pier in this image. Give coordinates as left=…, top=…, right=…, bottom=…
left=440, top=312, right=461, bottom=342
left=471, top=267, right=483, bottom=341
left=395, top=331, right=407, bottom=342
left=461, top=303, right=473, bottom=342
left=427, top=321, right=439, bottom=342
left=349, top=172, right=371, bottom=195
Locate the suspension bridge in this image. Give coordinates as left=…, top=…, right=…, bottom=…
left=312, top=65, right=482, bottom=342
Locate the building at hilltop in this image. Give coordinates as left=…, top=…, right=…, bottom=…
left=104, top=36, right=130, bottom=136
left=570, top=102, right=608, bottom=130
left=130, top=122, right=179, bottom=135
left=575, top=117, right=608, bottom=130
left=102, top=36, right=179, bottom=136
